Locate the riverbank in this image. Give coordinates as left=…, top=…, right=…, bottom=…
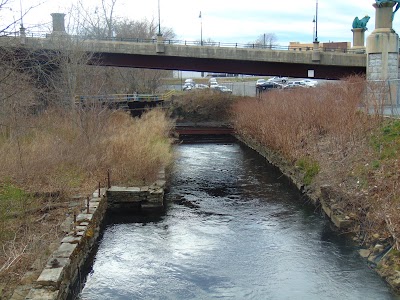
left=236, top=133, right=400, bottom=292
left=0, top=109, right=173, bottom=299
left=231, top=77, right=400, bottom=293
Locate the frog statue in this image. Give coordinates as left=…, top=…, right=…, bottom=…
left=352, top=15, right=370, bottom=29
left=375, top=0, right=400, bottom=19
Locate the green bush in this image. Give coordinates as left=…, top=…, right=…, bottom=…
left=296, top=157, right=320, bottom=186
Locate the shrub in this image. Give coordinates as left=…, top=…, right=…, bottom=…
left=169, top=89, right=235, bottom=123
left=296, top=157, right=320, bottom=186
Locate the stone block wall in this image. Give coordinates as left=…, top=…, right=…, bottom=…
left=24, top=189, right=107, bottom=300
left=107, top=171, right=166, bottom=212
left=17, top=170, right=167, bottom=299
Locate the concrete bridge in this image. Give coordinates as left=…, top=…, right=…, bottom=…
left=0, top=14, right=368, bottom=80
left=1, top=2, right=399, bottom=96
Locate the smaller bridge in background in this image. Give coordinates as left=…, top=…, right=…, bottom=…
left=75, top=91, right=175, bottom=116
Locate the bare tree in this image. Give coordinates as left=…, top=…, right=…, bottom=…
left=0, top=0, right=43, bottom=35
left=115, top=18, right=176, bottom=40
left=248, top=33, right=278, bottom=49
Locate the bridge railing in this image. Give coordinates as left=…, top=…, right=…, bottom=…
left=75, top=91, right=178, bottom=105
left=3, top=31, right=365, bottom=54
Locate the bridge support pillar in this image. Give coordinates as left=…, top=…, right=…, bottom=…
left=50, top=13, right=67, bottom=36
left=351, top=28, right=366, bottom=52
left=156, top=34, right=165, bottom=53
left=312, top=41, right=321, bottom=62
left=366, top=2, right=399, bottom=106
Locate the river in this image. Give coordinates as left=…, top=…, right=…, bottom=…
left=75, top=141, right=398, bottom=300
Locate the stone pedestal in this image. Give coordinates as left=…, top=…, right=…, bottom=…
left=156, top=33, right=165, bottom=53
left=366, top=2, right=399, bottom=105
left=19, top=26, right=26, bottom=45
left=352, top=28, right=366, bottom=52
left=312, top=41, right=321, bottom=62
left=50, top=13, right=67, bottom=37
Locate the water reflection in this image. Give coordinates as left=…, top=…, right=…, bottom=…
left=77, top=142, right=398, bottom=300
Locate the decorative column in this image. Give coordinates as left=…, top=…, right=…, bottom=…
left=156, top=33, right=165, bottom=53
left=312, top=41, right=321, bottom=62
left=50, top=13, right=67, bottom=36
left=366, top=1, right=399, bottom=105
left=352, top=28, right=366, bottom=51
left=19, top=25, right=26, bottom=45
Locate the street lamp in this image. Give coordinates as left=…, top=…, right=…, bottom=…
left=157, top=0, right=161, bottom=35
left=199, top=11, right=203, bottom=45
left=312, top=16, right=316, bottom=41
left=314, top=0, right=318, bottom=42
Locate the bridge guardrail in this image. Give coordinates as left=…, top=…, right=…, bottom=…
left=75, top=91, right=177, bottom=105
left=4, top=31, right=366, bottom=54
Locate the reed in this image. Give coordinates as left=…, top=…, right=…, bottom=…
left=231, top=76, right=400, bottom=248
left=0, top=107, right=173, bottom=293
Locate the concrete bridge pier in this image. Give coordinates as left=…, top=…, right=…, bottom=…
left=366, top=1, right=399, bottom=106
left=50, top=13, right=68, bottom=37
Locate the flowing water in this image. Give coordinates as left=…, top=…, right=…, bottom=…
left=76, top=141, right=398, bottom=300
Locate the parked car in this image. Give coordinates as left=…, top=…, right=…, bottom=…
left=283, top=81, right=308, bottom=89
left=267, top=76, right=288, bottom=83
left=183, top=83, right=194, bottom=91
left=300, top=79, right=318, bottom=87
left=256, top=78, right=267, bottom=87
left=209, top=81, right=219, bottom=89
left=195, top=83, right=209, bottom=89
left=215, top=85, right=233, bottom=93
left=257, top=81, right=283, bottom=91
left=208, top=77, right=217, bottom=84
left=185, top=78, right=195, bottom=85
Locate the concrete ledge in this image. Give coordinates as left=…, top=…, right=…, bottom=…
left=25, top=288, right=59, bottom=300
left=107, top=176, right=166, bottom=212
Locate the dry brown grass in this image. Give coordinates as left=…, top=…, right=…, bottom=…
left=0, top=107, right=174, bottom=298
left=0, top=107, right=174, bottom=193
left=170, top=89, right=236, bottom=123
left=232, top=76, right=375, bottom=160
left=231, top=76, right=400, bottom=249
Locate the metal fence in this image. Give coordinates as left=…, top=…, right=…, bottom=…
left=0, top=31, right=364, bottom=54
left=75, top=90, right=177, bottom=105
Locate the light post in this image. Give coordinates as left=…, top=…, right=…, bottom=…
left=199, top=11, right=203, bottom=45
left=312, top=16, right=316, bottom=41
left=157, top=0, right=161, bottom=36
left=314, top=0, right=318, bottom=42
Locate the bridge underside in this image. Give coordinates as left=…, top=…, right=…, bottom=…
left=93, top=53, right=366, bottom=80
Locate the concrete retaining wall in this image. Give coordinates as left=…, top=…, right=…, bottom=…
left=235, top=136, right=353, bottom=230
left=19, top=171, right=166, bottom=299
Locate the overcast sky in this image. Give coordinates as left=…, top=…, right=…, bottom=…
left=4, top=0, right=400, bottom=46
